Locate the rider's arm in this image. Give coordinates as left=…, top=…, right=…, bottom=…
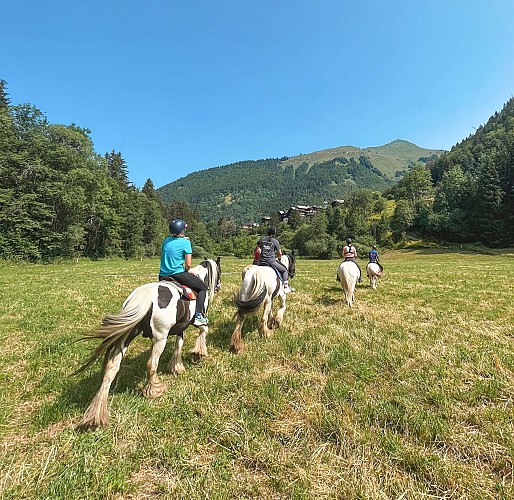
left=184, top=253, right=192, bottom=271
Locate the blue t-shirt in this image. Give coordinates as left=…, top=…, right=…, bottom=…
left=159, top=236, right=192, bottom=275
left=368, top=249, right=379, bottom=263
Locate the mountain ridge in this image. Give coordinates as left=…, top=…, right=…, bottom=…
left=158, top=139, right=445, bottom=224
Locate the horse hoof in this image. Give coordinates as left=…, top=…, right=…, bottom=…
left=75, top=422, right=102, bottom=432
left=190, top=352, right=204, bottom=364
left=170, top=363, right=185, bottom=375
left=229, top=344, right=243, bottom=355
left=142, top=382, right=167, bottom=399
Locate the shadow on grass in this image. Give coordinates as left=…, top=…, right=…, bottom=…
left=44, top=328, right=220, bottom=427
left=47, top=302, right=265, bottom=428
left=208, top=316, right=262, bottom=350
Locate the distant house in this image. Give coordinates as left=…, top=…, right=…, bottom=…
left=256, top=200, right=344, bottom=228
left=241, top=222, right=259, bottom=230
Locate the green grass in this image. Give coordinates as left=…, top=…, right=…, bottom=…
left=0, top=250, right=513, bottom=499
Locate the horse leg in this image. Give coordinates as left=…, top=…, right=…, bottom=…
left=76, top=345, right=124, bottom=431
left=344, top=283, right=353, bottom=307
left=273, top=293, right=287, bottom=327
left=142, top=335, right=168, bottom=399
left=350, top=282, right=356, bottom=307
left=190, top=325, right=208, bottom=363
left=168, top=334, right=185, bottom=375
left=261, top=296, right=273, bottom=338
left=76, top=327, right=140, bottom=431
left=230, top=313, right=245, bottom=354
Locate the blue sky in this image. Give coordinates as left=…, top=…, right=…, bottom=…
left=2, top=1, right=514, bottom=189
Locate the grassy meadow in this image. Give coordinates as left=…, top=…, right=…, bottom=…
left=0, top=250, right=513, bottom=499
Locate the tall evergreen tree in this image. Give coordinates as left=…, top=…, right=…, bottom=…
left=105, top=150, right=129, bottom=187
left=472, top=156, right=505, bottom=245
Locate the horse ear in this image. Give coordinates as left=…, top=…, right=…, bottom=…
left=204, top=256, right=208, bottom=261
left=216, top=256, right=221, bottom=265
left=292, top=249, right=296, bottom=256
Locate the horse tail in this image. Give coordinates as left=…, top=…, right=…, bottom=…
left=74, top=284, right=154, bottom=374
left=234, top=269, right=267, bottom=313
left=368, top=263, right=384, bottom=278
left=341, top=261, right=358, bottom=307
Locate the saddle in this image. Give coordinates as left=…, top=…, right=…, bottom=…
left=257, top=263, right=282, bottom=296
left=158, top=276, right=197, bottom=300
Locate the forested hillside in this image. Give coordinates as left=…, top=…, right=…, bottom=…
left=158, top=141, right=443, bottom=224
left=424, top=98, right=514, bottom=245
left=1, top=77, right=512, bottom=263
left=0, top=80, right=167, bottom=260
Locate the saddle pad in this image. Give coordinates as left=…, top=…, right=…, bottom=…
left=159, top=278, right=197, bottom=300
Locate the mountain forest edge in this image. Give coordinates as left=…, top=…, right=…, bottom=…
left=0, top=79, right=512, bottom=262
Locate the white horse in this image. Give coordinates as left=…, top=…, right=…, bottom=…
left=75, top=258, right=221, bottom=431
left=366, top=262, right=384, bottom=289
left=230, top=252, right=296, bottom=354
left=241, top=250, right=296, bottom=280
left=337, top=260, right=360, bottom=307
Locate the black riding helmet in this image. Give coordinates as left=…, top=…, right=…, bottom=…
left=268, top=225, right=277, bottom=236
left=346, top=238, right=352, bottom=245
left=169, top=219, right=188, bottom=235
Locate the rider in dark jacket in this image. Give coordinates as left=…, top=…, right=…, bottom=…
left=256, top=225, right=294, bottom=292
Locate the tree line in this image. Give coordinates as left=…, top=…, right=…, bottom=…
left=0, top=80, right=167, bottom=260
left=1, top=79, right=512, bottom=263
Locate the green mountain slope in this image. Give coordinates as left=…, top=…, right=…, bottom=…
left=158, top=140, right=444, bottom=224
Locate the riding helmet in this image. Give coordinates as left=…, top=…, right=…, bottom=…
left=169, top=219, right=188, bottom=235
left=268, top=225, right=277, bottom=236
left=346, top=238, right=352, bottom=245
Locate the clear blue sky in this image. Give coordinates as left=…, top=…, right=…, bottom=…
left=2, top=1, right=514, bottom=189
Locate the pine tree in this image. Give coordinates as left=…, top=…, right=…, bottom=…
left=105, top=150, right=129, bottom=187
left=472, top=156, right=505, bottom=245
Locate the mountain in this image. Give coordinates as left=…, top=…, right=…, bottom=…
left=157, top=140, right=445, bottom=224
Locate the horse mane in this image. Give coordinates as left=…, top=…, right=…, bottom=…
left=191, top=258, right=220, bottom=302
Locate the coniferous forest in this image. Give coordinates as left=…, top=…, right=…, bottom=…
left=0, top=79, right=512, bottom=263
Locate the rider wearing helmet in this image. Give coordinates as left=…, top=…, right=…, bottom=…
left=342, top=238, right=363, bottom=283
left=159, top=219, right=209, bottom=326
left=256, top=225, right=294, bottom=292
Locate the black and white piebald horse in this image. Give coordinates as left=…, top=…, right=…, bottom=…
left=75, top=257, right=221, bottom=431
left=230, top=251, right=296, bottom=354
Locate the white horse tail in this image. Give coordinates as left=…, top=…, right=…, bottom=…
left=234, top=270, right=267, bottom=313
left=339, top=261, right=359, bottom=307
left=75, top=284, right=154, bottom=374
left=367, top=262, right=384, bottom=278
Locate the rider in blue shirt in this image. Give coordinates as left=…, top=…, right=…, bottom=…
left=368, top=245, right=383, bottom=271
left=159, top=219, right=209, bottom=326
